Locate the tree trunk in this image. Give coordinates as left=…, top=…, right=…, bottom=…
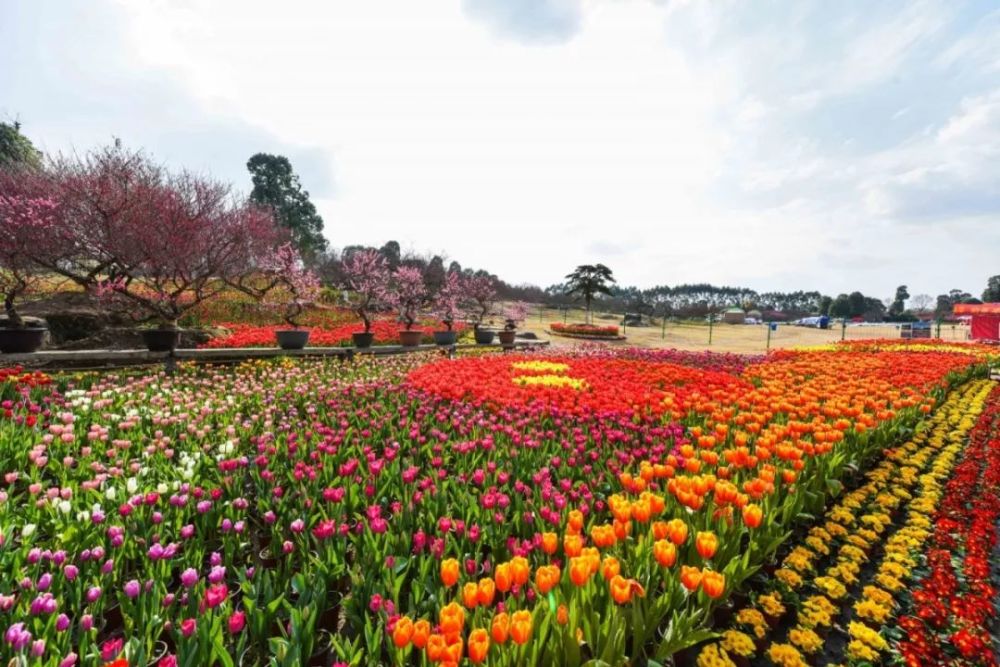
left=4, top=289, right=24, bottom=328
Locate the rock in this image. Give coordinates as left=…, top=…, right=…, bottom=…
left=55, top=328, right=218, bottom=351
left=20, top=292, right=130, bottom=343
left=516, top=331, right=539, bottom=340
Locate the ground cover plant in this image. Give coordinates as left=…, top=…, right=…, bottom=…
left=0, top=341, right=996, bottom=666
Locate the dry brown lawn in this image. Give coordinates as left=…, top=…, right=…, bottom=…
left=519, top=309, right=970, bottom=354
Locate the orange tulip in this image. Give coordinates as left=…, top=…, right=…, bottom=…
left=567, top=509, right=584, bottom=533
left=653, top=539, right=677, bottom=568
left=680, top=565, right=702, bottom=592
left=695, top=531, right=718, bottom=560
left=494, top=562, right=513, bottom=592
left=601, top=556, right=621, bottom=581
left=702, top=570, right=726, bottom=599
left=462, top=582, right=480, bottom=609
left=439, top=602, right=465, bottom=636
left=510, top=556, right=530, bottom=586
left=412, top=619, right=431, bottom=649
left=742, top=503, right=763, bottom=528
left=426, top=633, right=447, bottom=661
left=392, top=616, right=414, bottom=648
left=569, top=556, right=592, bottom=586
left=477, top=578, right=496, bottom=607
left=491, top=612, right=509, bottom=644
left=563, top=533, right=584, bottom=558
left=510, top=610, right=532, bottom=645
left=467, top=628, right=490, bottom=664
left=535, top=565, right=561, bottom=594
left=582, top=547, right=601, bottom=572
left=666, top=518, right=688, bottom=546
left=610, top=574, right=632, bottom=604
left=557, top=604, right=569, bottom=625
left=541, top=531, right=558, bottom=555
left=613, top=519, right=632, bottom=541
left=440, top=558, right=460, bottom=587
left=652, top=520, right=669, bottom=541
left=443, top=636, right=463, bottom=663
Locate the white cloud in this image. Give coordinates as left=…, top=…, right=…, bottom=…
left=2, top=0, right=997, bottom=298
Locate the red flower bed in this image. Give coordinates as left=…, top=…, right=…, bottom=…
left=551, top=322, right=620, bottom=337
left=406, top=355, right=754, bottom=416
left=895, top=384, right=1000, bottom=667
left=201, top=320, right=466, bottom=348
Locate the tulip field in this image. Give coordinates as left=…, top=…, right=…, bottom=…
left=1, top=341, right=999, bottom=667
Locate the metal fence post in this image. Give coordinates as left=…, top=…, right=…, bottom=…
left=708, top=314, right=714, bottom=345
left=661, top=316, right=666, bottom=340
left=841, top=320, right=846, bottom=341
left=766, top=323, right=772, bottom=350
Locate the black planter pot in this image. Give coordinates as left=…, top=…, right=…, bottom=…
left=0, top=327, right=47, bottom=353
left=433, top=331, right=457, bottom=345
left=275, top=329, right=310, bottom=350
left=498, top=330, right=517, bottom=345
left=141, top=328, right=180, bottom=352
left=352, top=332, right=375, bottom=348
left=474, top=329, right=496, bottom=345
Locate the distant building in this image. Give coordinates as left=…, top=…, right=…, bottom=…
left=722, top=307, right=746, bottom=324
left=953, top=303, right=1000, bottom=341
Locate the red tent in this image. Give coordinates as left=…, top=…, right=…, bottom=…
left=954, top=303, right=1000, bottom=341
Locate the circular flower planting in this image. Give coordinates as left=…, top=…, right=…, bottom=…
left=550, top=322, right=623, bottom=339
left=406, top=355, right=754, bottom=417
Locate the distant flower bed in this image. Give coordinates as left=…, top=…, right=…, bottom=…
left=201, top=320, right=466, bottom=348
left=551, top=322, right=621, bottom=338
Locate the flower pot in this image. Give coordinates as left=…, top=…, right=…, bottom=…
left=141, top=328, right=180, bottom=352
left=352, top=332, right=375, bottom=348
left=0, top=327, right=46, bottom=353
left=433, top=331, right=457, bottom=345
left=498, top=330, right=517, bottom=345
left=399, top=330, right=423, bottom=347
left=275, top=329, right=310, bottom=350
left=474, top=329, right=496, bottom=345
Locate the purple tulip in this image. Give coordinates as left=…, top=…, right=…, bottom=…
left=85, top=587, right=101, bottom=603
left=124, top=580, right=140, bottom=599
left=63, top=564, right=79, bottom=581
left=180, top=568, right=198, bottom=588
left=56, top=614, right=70, bottom=632
left=59, top=652, right=78, bottom=667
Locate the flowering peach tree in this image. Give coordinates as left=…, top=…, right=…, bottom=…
left=386, top=265, right=428, bottom=331
left=430, top=271, right=465, bottom=331
left=340, top=249, right=391, bottom=333
left=0, top=187, right=57, bottom=328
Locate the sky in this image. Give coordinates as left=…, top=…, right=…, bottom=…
left=2, top=0, right=998, bottom=299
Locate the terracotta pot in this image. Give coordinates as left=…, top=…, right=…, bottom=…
left=352, top=332, right=375, bottom=348
left=0, top=327, right=46, bottom=353
left=498, top=330, right=516, bottom=345
left=140, top=328, right=180, bottom=352
left=275, top=329, right=310, bottom=350
left=433, top=331, right=457, bottom=345
left=399, top=330, right=423, bottom=347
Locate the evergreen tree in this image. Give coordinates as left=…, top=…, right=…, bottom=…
left=247, top=153, right=327, bottom=261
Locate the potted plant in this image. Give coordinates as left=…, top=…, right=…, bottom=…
left=0, top=192, right=55, bottom=353
left=387, top=265, right=428, bottom=347
left=430, top=271, right=464, bottom=345
left=267, top=245, right=321, bottom=350
left=340, top=249, right=390, bottom=348
left=499, top=301, right=528, bottom=345
left=464, top=275, right=498, bottom=345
